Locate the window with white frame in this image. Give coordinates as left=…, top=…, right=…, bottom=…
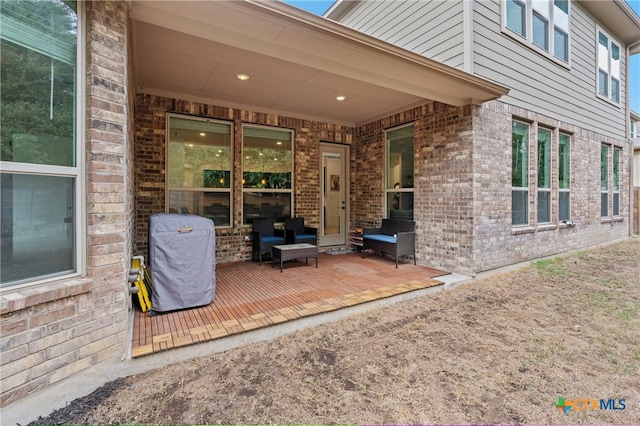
left=613, top=147, right=620, bottom=216
left=537, top=128, right=552, bottom=223
left=504, top=0, right=570, bottom=63
left=558, top=133, right=570, bottom=222
left=167, top=115, right=233, bottom=227
left=386, top=125, right=414, bottom=220
left=512, top=121, right=530, bottom=225
left=601, top=144, right=609, bottom=217
left=242, top=125, right=293, bottom=225
left=1, top=0, right=80, bottom=288
left=597, top=28, right=620, bottom=104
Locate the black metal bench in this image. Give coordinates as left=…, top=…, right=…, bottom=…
left=362, top=219, right=416, bottom=268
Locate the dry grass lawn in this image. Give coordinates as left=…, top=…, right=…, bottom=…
left=31, top=238, right=639, bottom=425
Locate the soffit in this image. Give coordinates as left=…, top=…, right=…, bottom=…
left=580, top=0, right=640, bottom=53
left=130, top=0, right=508, bottom=126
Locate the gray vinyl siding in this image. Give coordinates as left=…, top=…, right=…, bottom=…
left=335, top=0, right=465, bottom=68
left=472, top=0, right=627, bottom=140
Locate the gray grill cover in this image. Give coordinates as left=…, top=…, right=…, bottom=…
left=149, top=213, right=215, bottom=312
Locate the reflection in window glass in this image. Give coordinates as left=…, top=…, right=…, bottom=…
left=512, top=122, right=529, bottom=188
left=506, top=0, right=526, bottom=37
left=242, top=126, right=293, bottom=224
left=553, top=27, right=568, bottom=61
left=1, top=0, right=78, bottom=287
left=537, top=128, right=551, bottom=223
left=532, top=12, right=549, bottom=51
left=601, top=145, right=608, bottom=217
left=167, top=115, right=232, bottom=226
left=512, top=121, right=529, bottom=225
left=386, top=125, right=414, bottom=220
left=558, top=133, right=570, bottom=221
left=613, top=148, right=620, bottom=215
left=1, top=174, right=75, bottom=284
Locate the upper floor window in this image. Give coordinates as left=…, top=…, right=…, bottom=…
left=1, top=0, right=80, bottom=288
left=167, top=115, right=233, bottom=227
left=597, top=28, right=620, bottom=104
left=386, top=124, right=414, bottom=221
left=504, top=0, right=570, bottom=63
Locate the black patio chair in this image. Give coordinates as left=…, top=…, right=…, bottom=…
left=284, top=217, right=317, bottom=245
left=251, top=217, right=285, bottom=264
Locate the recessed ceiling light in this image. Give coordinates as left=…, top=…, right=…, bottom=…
left=336, top=95, right=346, bottom=101
left=236, top=73, right=250, bottom=81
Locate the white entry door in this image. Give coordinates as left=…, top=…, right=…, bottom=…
left=320, top=143, right=348, bottom=247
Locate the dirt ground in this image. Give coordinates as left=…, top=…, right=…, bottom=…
left=30, top=238, right=639, bottom=425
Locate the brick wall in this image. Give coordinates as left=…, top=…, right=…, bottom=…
left=352, top=102, right=477, bottom=273
left=1, top=1, right=132, bottom=406
left=470, top=101, right=630, bottom=274
left=133, top=94, right=354, bottom=263
left=354, top=106, right=425, bottom=228
left=351, top=100, right=630, bottom=275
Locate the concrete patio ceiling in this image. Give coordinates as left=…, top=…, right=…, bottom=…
left=130, top=0, right=509, bottom=127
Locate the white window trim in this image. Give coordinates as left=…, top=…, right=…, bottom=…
left=512, top=188, right=530, bottom=226
left=601, top=144, right=610, bottom=218
left=537, top=127, right=552, bottom=223
left=613, top=147, right=621, bottom=216
left=0, top=1, right=85, bottom=292
left=558, top=132, right=571, bottom=222
left=537, top=188, right=552, bottom=223
left=511, top=120, right=531, bottom=227
left=595, top=26, right=622, bottom=106
left=241, top=124, right=294, bottom=226
left=512, top=121, right=577, bottom=229
left=502, top=0, right=571, bottom=68
left=385, top=123, right=415, bottom=220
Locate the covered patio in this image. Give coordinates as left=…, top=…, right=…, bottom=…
left=132, top=251, right=448, bottom=358
left=128, top=0, right=504, bottom=359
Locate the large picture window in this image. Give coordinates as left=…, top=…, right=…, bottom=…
left=242, top=126, right=293, bottom=225
left=1, top=0, right=79, bottom=287
left=386, top=125, right=414, bottom=221
left=167, top=115, right=233, bottom=227
left=512, top=121, right=529, bottom=225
